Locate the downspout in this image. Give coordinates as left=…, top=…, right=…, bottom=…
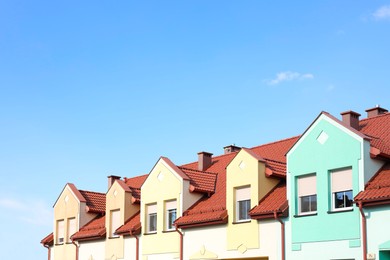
left=129, top=230, right=139, bottom=260
left=175, top=225, right=184, bottom=260
left=71, top=239, right=79, bottom=260
left=358, top=202, right=367, bottom=260
left=43, top=244, right=51, bottom=260
left=274, top=211, right=285, bottom=260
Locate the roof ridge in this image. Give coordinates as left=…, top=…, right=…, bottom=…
left=179, top=166, right=218, bottom=175
left=250, top=135, right=301, bottom=150
left=79, top=190, right=106, bottom=196
left=360, top=112, right=390, bottom=122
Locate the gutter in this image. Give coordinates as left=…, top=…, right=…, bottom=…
left=274, top=211, right=285, bottom=260
left=175, top=225, right=184, bottom=260
left=358, top=202, right=367, bottom=260
left=129, top=230, right=139, bottom=260
left=71, top=239, right=79, bottom=260
left=43, top=244, right=51, bottom=260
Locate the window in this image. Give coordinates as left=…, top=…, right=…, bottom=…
left=110, top=210, right=120, bottom=237
left=67, top=218, right=76, bottom=242
left=165, top=200, right=177, bottom=230
left=331, top=168, right=353, bottom=210
left=235, top=186, right=251, bottom=221
left=298, top=175, right=317, bottom=214
left=57, top=220, right=64, bottom=244
left=146, top=204, right=157, bottom=233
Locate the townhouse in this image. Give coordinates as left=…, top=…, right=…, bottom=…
left=41, top=105, right=390, bottom=260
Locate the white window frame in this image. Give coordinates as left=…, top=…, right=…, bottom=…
left=165, top=200, right=177, bottom=231
left=146, top=203, right=157, bottom=233
left=297, top=174, right=317, bottom=215
left=67, top=218, right=76, bottom=242
left=110, top=209, right=120, bottom=237
left=235, top=186, right=251, bottom=222
left=331, top=168, right=353, bottom=211
left=57, top=219, right=64, bottom=244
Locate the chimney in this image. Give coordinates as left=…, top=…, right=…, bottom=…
left=223, top=144, right=241, bottom=154
left=107, top=175, right=121, bottom=189
left=340, top=110, right=361, bottom=130
left=197, top=151, right=213, bottom=171
left=365, top=105, right=388, bottom=118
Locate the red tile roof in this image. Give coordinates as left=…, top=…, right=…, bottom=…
left=41, top=232, right=54, bottom=246
left=79, top=190, right=106, bottom=213
left=175, top=136, right=298, bottom=228
left=179, top=167, right=218, bottom=194
left=359, top=113, right=390, bottom=158
left=115, top=211, right=141, bottom=235
left=124, top=174, right=148, bottom=203
left=250, top=182, right=288, bottom=219
left=355, top=163, right=390, bottom=204
left=71, top=215, right=106, bottom=241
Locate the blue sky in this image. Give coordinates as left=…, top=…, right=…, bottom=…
left=0, top=1, right=389, bottom=259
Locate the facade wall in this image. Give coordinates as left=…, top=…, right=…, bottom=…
left=286, top=115, right=367, bottom=259
left=53, top=185, right=95, bottom=260
left=105, top=181, right=139, bottom=260
left=140, top=158, right=201, bottom=258
left=226, top=149, right=279, bottom=251
left=366, top=205, right=390, bottom=259
left=183, top=219, right=280, bottom=260
left=79, top=240, right=105, bottom=260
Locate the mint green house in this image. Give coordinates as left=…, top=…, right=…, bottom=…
left=285, top=110, right=384, bottom=260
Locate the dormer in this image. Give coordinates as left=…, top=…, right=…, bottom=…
left=225, top=148, right=280, bottom=250
left=53, top=183, right=105, bottom=260
left=140, top=156, right=215, bottom=257
left=105, top=176, right=144, bottom=260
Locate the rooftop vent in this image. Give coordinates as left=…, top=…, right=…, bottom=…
left=340, top=110, right=361, bottom=130
left=365, top=105, right=388, bottom=118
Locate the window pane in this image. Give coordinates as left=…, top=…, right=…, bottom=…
left=168, top=209, right=176, bottom=230
left=334, top=190, right=353, bottom=209
left=300, top=195, right=317, bottom=213
left=149, top=213, right=157, bottom=232
left=238, top=200, right=250, bottom=220
left=57, top=220, right=64, bottom=244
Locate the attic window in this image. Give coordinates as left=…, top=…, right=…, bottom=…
left=235, top=186, right=251, bottom=221
left=57, top=219, right=64, bottom=244
left=317, top=131, right=329, bottom=145
left=239, top=161, right=246, bottom=170
left=157, top=172, right=164, bottom=182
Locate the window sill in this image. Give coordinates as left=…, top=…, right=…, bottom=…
left=108, top=236, right=120, bottom=239
left=327, top=208, right=354, bottom=214
left=162, top=230, right=176, bottom=233
left=232, top=220, right=251, bottom=224
left=55, top=243, right=64, bottom=246
left=294, top=213, right=317, bottom=218
left=143, top=232, right=157, bottom=236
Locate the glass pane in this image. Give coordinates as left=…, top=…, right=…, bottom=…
left=149, top=213, right=157, bottom=232
left=168, top=209, right=176, bottom=229
left=238, top=200, right=250, bottom=220
left=335, top=190, right=353, bottom=208
left=300, top=195, right=316, bottom=213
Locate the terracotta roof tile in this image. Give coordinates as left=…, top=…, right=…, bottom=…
left=179, top=167, right=218, bottom=194
left=355, top=163, right=390, bottom=203
left=124, top=175, right=148, bottom=203
left=41, top=232, right=54, bottom=246
left=71, top=215, right=106, bottom=241
left=250, top=182, right=288, bottom=218
left=115, top=211, right=141, bottom=235
left=176, top=136, right=297, bottom=228
left=78, top=190, right=106, bottom=213
left=359, top=113, right=390, bottom=157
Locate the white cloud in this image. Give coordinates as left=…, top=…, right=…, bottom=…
left=0, top=197, right=52, bottom=226
left=373, top=5, right=390, bottom=20
left=266, top=71, right=314, bottom=85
